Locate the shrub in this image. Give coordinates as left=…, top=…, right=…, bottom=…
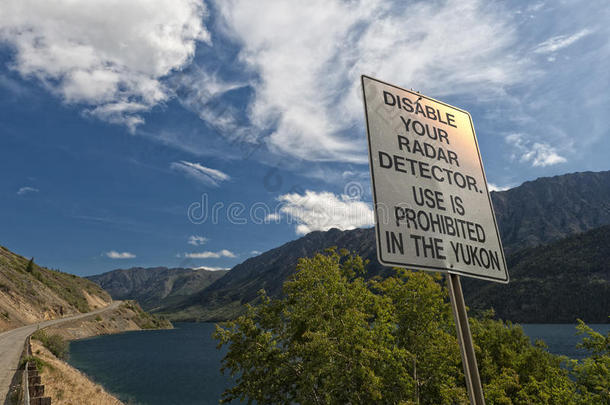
left=20, top=355, right=47, bottom=372
left=32, top=330, right=68, bottom=359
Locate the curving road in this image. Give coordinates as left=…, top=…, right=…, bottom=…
left=0, top=301, right=121, bottom=402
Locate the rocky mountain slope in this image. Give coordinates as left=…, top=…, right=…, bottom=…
left=490, top=170, right=610, bottom=253
left=162, top=170, right=610, bottom=322
left=87, top=267, right=228, bottom=311
left=0, top=245, right=112, bottom=332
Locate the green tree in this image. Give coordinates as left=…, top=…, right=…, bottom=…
left=570, top=320, right=610, bottom=404
left=373, top=270, right=466, bottom=403
left=25, top=257, right=34, bottom=273
left=215, top=249, right=415, bottom=404
left=215, top=249, right=589, bottom=404
left=471, top=315, right=579, bottom=404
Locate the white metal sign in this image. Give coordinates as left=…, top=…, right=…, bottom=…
left=362, top=75, right=508, bottom=283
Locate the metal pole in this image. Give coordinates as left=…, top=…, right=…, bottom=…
left=447, top=273, right=485, bottom=405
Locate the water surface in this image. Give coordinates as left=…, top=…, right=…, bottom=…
left=520, top=323, right=610, bottom=359
left=69, top=322, right=235, bottom=405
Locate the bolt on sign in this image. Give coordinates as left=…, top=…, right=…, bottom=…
left=362, top=75, right=508, bottom=283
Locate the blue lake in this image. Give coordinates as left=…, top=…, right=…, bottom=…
left=68, top=322, right=235, bottom=405
left=68, top=322, right=610, bottom=405
left=520, top=323, right=610, bottom=359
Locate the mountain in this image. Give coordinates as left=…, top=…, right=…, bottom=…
left=164, top=170, right=610, bottom=322
left=87, top=267, right=228, bottom=311
left=490, top=170, right=610, bottom=253
left=463, top=225, right=610, bottom=323
left=162, top=228, right=385, bottom=321
left=0, top=245, right=112, bottom=332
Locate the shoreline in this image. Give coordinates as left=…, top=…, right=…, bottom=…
left=27, top=301, right=171, bottom=405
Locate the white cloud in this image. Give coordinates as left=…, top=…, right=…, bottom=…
left=215, top=0, right=524, bottom=163
left=534, top=29, right=593, bottom=54
left=0, top=0, right=209, bottom=131
left=187, top=235, right=209, bottom=246
left=487, top=183, right=512, bottom=192
left=505, top=133, right=567, bottom=167
left=250, top=250, right=262, bottom=255
left=192, top=266, right=230, bottom=271
left=17, top=186, right=39, bottom=195
left=170, top=161, right=230, bottom=187
left=184, top=249, right=236, bottom=259
left=277, top=190, right=374, bottom=235
left=105, top=250, right=136, bottom=259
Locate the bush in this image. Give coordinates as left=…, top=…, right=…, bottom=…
left=20, top=355, right=47, bottom=372
left=31, top=330, right=68, bottom=359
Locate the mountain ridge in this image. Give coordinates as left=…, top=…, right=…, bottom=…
left=490, top=170, right=610, bottom=252
left=90, top=170, right=610, bottom=323
left=87, top=266, right=228, bottom=311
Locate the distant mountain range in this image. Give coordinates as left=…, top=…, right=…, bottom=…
left=87, top=267, right=227, bottom=311
left=89, top=170, right=610, bottom=323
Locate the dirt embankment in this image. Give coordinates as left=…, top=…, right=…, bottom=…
left=0, top=245, right=112, bottom=333
left=31, top=340, right=123, bottom=405
left=43, top=300, right=172, bottom=341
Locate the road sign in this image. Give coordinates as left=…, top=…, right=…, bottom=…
left=362, top=75, right=508, bottom=283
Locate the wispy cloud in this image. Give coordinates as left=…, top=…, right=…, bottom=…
left=104, top=250, right=136, bottom=259
left=215, top=0, right=524, bottom=163
left=183, top=249, right=236, bottom=259
left=0, top=0, right=209, bottom=131
left=187, top=235, right=208, bottom=246
left=534, top=29, right=593, bottom=54
left=277, top=190, right=374, bottom=235
left=170, top=161, right=230, bottom=187
left=17, top=186, right=39, bottom=195
left=505, top=133, right=567, bottom=167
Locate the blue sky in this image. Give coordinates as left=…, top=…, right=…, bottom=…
left=0, top=0, right=608, bottom=275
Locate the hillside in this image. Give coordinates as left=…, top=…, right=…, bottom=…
left=0, top=245, right=112, bottom=332
left=87, top=267, right=228, bottom=311
left=463, top=224, right=610, bottom=323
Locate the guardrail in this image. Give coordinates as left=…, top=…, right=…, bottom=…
left=21, top=335, right=51, bottom=405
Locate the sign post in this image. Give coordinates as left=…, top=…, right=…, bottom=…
left=447, top=273, right=485, bottom=404
left=361, top=75, right=508, bottom=405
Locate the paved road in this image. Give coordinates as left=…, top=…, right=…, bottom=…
left=0, top=301, right=121, bottom=403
